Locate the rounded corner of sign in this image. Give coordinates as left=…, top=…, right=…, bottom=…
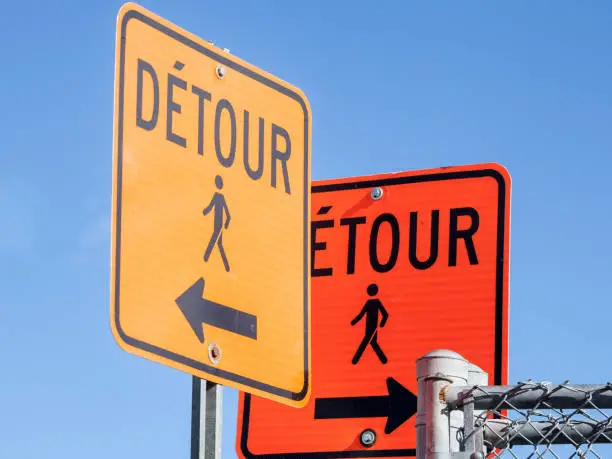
left=109, top=312, right=132, bottom=353
left=118, top=1, right=141, bottom=16
left=109, top=319, right=126, bottom=349
left=290, top=375, right=312, bottom=407
left=483, top=162, right=512, bottom=189
left=294, top=87, right=313, bottom=118
left=116, top=1, right=148, bottom=30
left=236, top=433, right=256, bottom=459
left=291, top=393, right=311, bottom=408
left=292, top=393, right=312, bottom=409
left=117, top=2, right=136, bottom=21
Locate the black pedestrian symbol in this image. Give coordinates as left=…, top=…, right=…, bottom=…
left=203, top=175, right=231, bottom=272
left=350, top=283, right=389, bottom=365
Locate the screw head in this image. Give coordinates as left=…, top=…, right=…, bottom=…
left=208, top=343, right=222, bottom=365
left=215, top=64, right=226, bottom=79
left=360, top=429, right=376, bottom=447
left=370, top=187, right=383, bottom=200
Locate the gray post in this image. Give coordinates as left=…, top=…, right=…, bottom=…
left=467, top=364, right=488, bottom=387
left=445, top=383, right=612, bottom=411
left=462, top=364, right=488, bottom=457
left=191, top=376, right=223, bottom=459
left=416, top=349, right=469, bottom=459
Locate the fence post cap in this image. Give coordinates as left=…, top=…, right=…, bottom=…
left=467, top=362, right=489, bottom=385
left=416, top=349, right=469, bottom=381
left=418, top=349, right=466, bottom=361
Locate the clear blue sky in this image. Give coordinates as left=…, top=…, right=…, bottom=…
left=1, top=1, right=611, bottom=458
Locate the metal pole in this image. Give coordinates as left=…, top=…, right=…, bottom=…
left=191, top=376, right=223, bottom=459
left=461, top=364, right=488, bottom=457
left=445, top=383, right=612, bottom=411
left=416, top=349, right=469, bottom=459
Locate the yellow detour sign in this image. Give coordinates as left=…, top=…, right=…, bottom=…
left=110, top=3, right=311, bottom=407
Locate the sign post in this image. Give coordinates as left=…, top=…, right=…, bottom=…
left=111, top=2, right=312, bottom=407
left=191, top=377, right=222, bottom=459
left=238, top=163, right=511, bottom=458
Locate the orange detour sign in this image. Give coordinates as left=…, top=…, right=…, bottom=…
left=237, top=163, right=510, bottom=457
left=110, top=3, right=311, bottom=407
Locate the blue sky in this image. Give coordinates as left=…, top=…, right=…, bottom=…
left=1, top=1, right=611, bottom=458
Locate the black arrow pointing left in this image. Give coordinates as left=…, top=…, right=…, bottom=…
left=175, top=277, right=257, bottom=342
left=314, top=377, right=417, bottom=434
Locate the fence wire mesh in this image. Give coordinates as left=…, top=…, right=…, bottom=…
left=451, top=381, right=612, bottom=458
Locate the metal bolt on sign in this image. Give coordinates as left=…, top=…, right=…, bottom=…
left=208, top=343, right=222, bottom=365
left=360, top=429, right=377, bottom=447
left=215, top=64, right=226, bottom=79
left=370, top=187, right=383, bottom=200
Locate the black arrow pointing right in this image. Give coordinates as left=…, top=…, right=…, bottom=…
left=314, top=377, right=417, bottom=434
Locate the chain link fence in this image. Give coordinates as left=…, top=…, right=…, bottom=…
left=415, top=350, right=612, bottom=458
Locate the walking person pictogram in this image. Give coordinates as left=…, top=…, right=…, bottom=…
left=350, top=283, right=389, bottom=365
left=203, top=175, right=231, bottom=272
